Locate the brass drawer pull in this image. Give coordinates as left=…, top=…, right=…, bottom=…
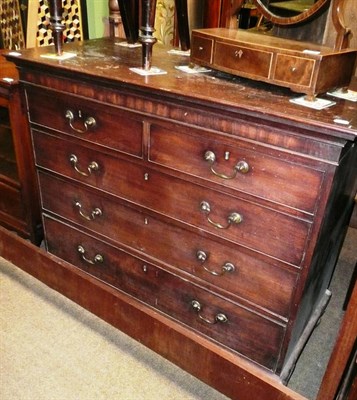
left=74, top=201, right=102, bottom=221
left=200, top=201, right=243, bottom=229
left=191, top=300, right=228, bottom=324
left=69, top=154, right=99, bottom=177
left=65, top=110, right=97, bottom=133
left=77, top=245, right=104, bottom=264
left=196, top=250, right=235, bottom=276
left=204, top=150, right=249, bottom=179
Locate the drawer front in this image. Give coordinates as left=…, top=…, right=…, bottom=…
left=26, top=87, right=143, bottom=157
left=43, top=215, right=285, bottom=371
left=39, top=171, right=298, bottom=317
left=214, top=41, right=272, bottom=78
left=34, top=132, right=309, bottom=265
left=149, top=123, right=323, bottom=214
left=274, top=55, right=314, bottom=87
left=191, top=35, right=213, bottom=64
left=43, top=215, right=160, bottom=306
left=156, top=271, right=285, bottom=371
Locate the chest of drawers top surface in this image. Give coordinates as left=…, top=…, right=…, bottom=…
left=7, top=38, right=357, bottom=143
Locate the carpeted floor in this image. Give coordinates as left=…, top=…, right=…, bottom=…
left=0, top=228, right=356, bottom=400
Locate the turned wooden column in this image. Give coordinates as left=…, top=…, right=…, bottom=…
left=108, top=0, right=123, bottom=38
left=139, top=0, right=157, bottom=70
left=48, top=0, right=65, bottom=55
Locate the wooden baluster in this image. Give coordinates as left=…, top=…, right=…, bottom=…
left=139, top=0, right=157, bottom=70
left=108, top=0, right=123, bottom=38
left=48, top=0, right=65, bottom=56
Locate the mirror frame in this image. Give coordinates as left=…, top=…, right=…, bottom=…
left=253, top=0, right=331, bottom=25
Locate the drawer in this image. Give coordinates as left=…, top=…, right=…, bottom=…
left=43, top=214, right=285, bottom=371
left=34, top=132, right=310, bottom=265
left=39, top=171, right=298, bottom=317
left=43, top=215, right=160, bottom=306
left=214, top=41, right=272, bottom=78
left=156, top=270, right=285, bottom=371
left=274, top=55, right=314, bottom=87
left=26, top=87, right=143, bottom=157
left=149, top=123, right=323, bottom=214
left=191, top=35, right=213, bottom=64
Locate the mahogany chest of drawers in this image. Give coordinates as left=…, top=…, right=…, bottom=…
left=7, top=38, right=357, bottom=399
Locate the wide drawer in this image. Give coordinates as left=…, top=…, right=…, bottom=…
left=43, top=215, right=286, bottom=371
left=33, top=132, right=310, bottom=266
left=39, top=171, right=298, bottom=317
left=26, top=87, right=143, bottom=157
left=149, top=123, right=323, bottom=214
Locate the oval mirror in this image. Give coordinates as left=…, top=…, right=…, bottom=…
left=253, top=0, right=331, bottom=25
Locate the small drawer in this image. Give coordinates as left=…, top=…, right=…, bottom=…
left=156, top=271, right=285, bottom=371
left=149, top=123, right=323, bottom=214
left=274, top=55, right=314, bottom=87
left=191, top=35, right=214, bottom=64
left=214, top=41, right=272, bottom=78
left=26, top=87, right=143, bottom=157
left=43, top=215, right=160, bottom=306
left=39, top=171, right=298, bottom=317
